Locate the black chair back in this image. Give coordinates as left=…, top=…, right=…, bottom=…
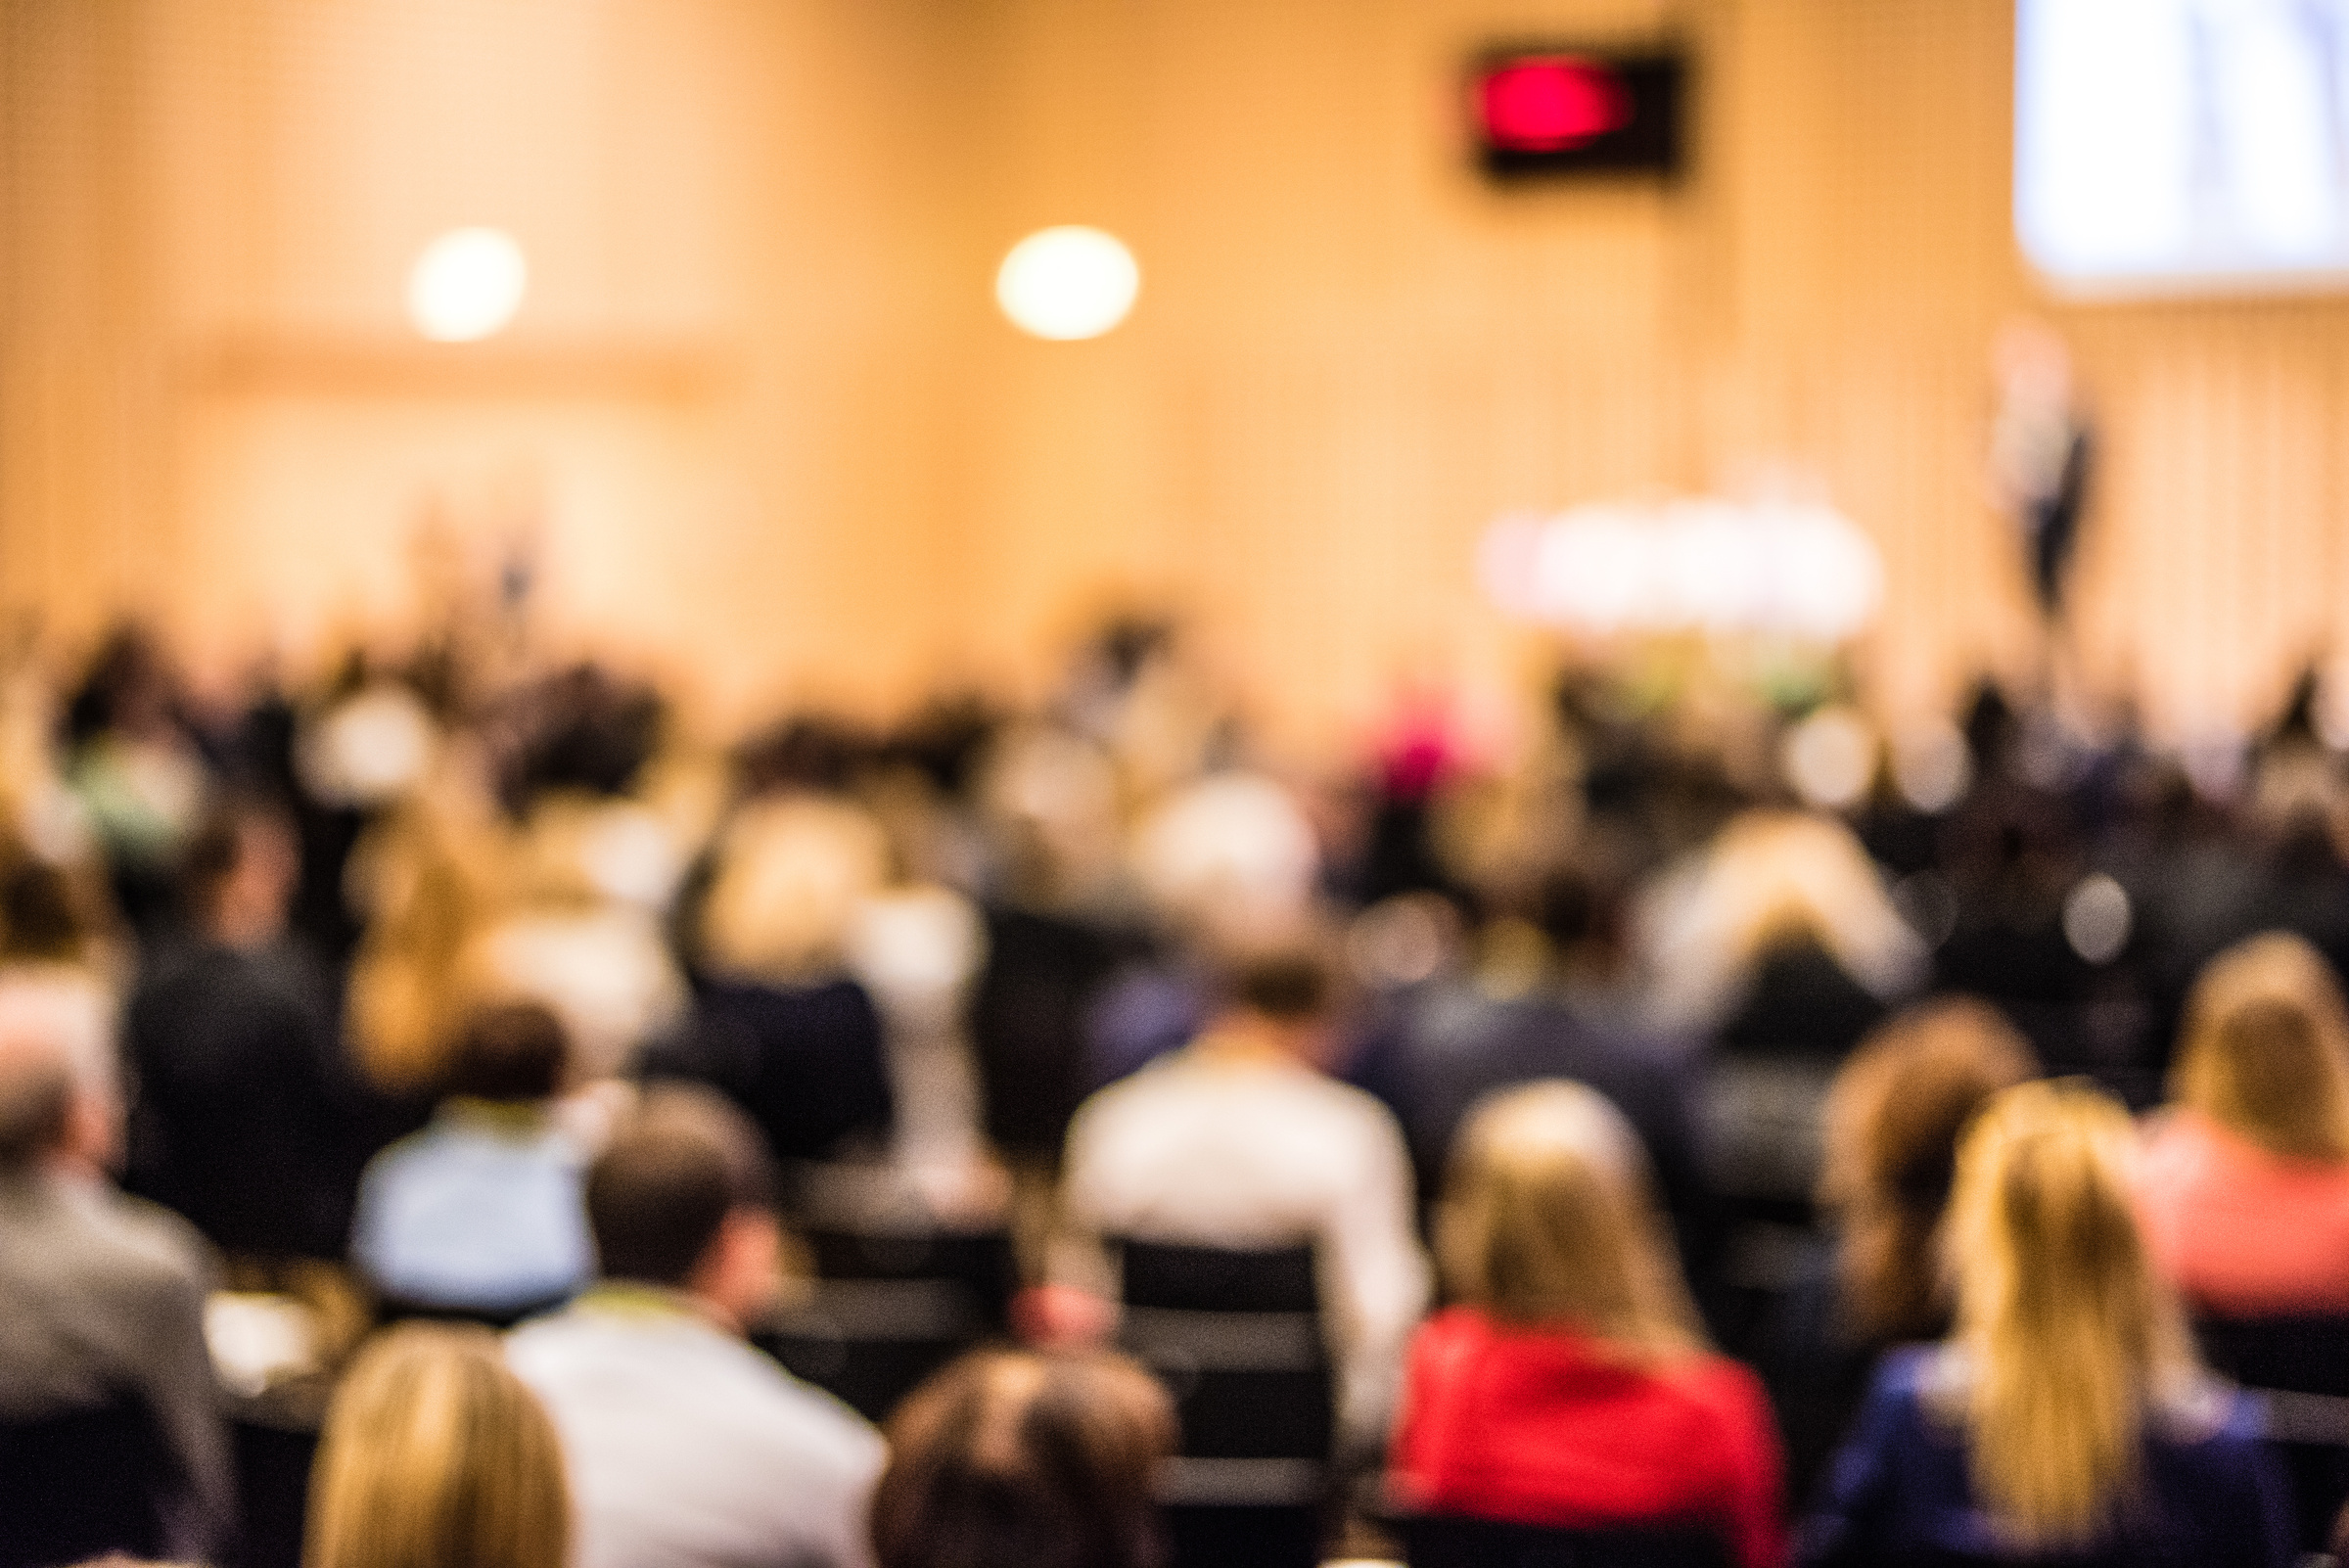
left=758, top=1222, right=1015, bottom=1422
left=2196, top=1313, right=2349, bottom=1551
left=376, top=1292, right=573, bottom=1331
left=1115, top=1238, right=1333, bottom=1568
left=0, top=1395, right=175, bottom=1568
left=2196, top=1313, right=2349, bottom=1397
left=1398, top=1514, right=1731, bottom=1568
left=230, top=1415, right=320, bottom=1568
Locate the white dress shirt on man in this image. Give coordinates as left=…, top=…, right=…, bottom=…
left=508, top=1287, right=884, bottom=1568
left=1058, top=1037, right=1431, bottom=1452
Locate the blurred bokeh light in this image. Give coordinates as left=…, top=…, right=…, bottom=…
left=406, top=228, right=529, bottom=343
left=995, top=227, right=1140, bottom=342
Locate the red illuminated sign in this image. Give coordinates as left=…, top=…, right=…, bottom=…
left=1476, top=57, right=1634, bottom=154
left=1469, top=47, right=1683, bottom=179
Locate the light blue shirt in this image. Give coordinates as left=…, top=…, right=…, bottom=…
left=349, top=1101, right=590, bottom=1313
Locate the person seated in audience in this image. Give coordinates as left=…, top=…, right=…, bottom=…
left=348, top=1000, right=592, bottom=1322
left=646, top=794, right=896, bottom=1170
left=1350, top=867, right=1718, bottom=1287
left=0, top=851, right=120, bottom=1046
left=456, top=795, right=689, bottom=1085
left=1762, top=998, right=2038, bottom=1504
left=124, top=799, right=355, bottom=1261
left=1802, top=1081, right=2291, bottom=1567
left=871, top=1347, right=1175, bottom=1568
left=1642, top=811, right=1928, bottom=1285
left=0, top=985, right=232, bottom=1563
left=305, top=1322, right=568, bottom=1568
left=1387, top=1081, right=1786, bottom=1568
left=1642, top=810, right=1925, bottom=1058
left=2137, top=931, right=2349, bottom=1317
left=507, top=1086, right=885, bottom=1568
left=1054, top=944, right=1430, bottom=1463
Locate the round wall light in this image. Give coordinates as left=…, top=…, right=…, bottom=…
left=995, top=226, right=1139, bottom=341
left=407, top=228, right=529, bottom=343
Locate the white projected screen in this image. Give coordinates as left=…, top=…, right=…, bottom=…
left=2017, top=0, right=2349, bottom=292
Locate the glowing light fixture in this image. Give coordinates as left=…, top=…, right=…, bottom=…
left=995, top=227, right=1139, bottom=341
left=407, top=228, right=528, bottom=343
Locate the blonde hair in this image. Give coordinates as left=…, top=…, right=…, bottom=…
left=306, top=1325, right=569, bottom=1568
left=699, top=795, right=888, bottom=981
left=1945, top=1081, right=2200, bottom=1551
left=345, top=788, right=512, bottom=1093
left=2171, top=932, right=2349, bottom=1162
left=1437, top=1081, right=1704, bottom=1360
left=1649, top=809, right=1923, bottom=1028
left=1820, top=997, right=2038, bottom=1343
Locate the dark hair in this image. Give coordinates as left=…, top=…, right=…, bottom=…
left=178, top=799, right=293, bottom=916
left=0, top=858, right=90, bottom=962
left=446, top=1002, right=569, bottom=1103
left=1229, top=946, right=1332, bottom=1023
left=1821, top=996, right=2040, bottom=1343
left=872, top=1349, right=1174, bottom=1568
left=178, top=812, right=247, bottom=911
left=585, top=1089, right=772, bottom=1286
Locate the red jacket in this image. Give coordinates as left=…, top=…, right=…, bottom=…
left=1389, top=1307, right=1788, bottom=1568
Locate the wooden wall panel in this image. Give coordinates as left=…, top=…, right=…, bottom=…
left=6, top=0, right=2349, bottom=751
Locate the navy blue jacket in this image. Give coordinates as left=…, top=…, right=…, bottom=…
left=1800, top=1347, right=2292, bottom=1568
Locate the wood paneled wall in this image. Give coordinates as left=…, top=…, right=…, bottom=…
left=2, top=0, right=982, bottom=726
left=5, top=0, right=2347, bottom=750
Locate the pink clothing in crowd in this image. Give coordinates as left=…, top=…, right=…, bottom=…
left=2137, top=1109, right=2349, bottom=1317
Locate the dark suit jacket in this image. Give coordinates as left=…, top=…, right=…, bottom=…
left=1801, top=1348, right=2291, bottom=1568
left=125, top=936, right=352, bottom=1259
left=1352, top=980, right=1717, bottom=1276
left=648, top=976, right=894, bottom=1165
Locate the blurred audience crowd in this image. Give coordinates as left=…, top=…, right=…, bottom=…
left=8, top=612, right=2349, bottom=1568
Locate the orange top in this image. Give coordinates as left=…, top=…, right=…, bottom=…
left=2138, top=1110, right=2349, bottom=1317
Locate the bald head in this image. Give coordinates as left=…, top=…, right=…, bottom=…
left=0, top=980, right=119, bottom=1173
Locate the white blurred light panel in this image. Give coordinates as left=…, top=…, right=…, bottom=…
left=2018, top=0, right=2349, bottom=294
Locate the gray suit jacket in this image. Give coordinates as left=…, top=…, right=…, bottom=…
left=0, top=1166, right=233, bottom=1559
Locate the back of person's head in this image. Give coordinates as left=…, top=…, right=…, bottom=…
left=1226, top=943, right=1335, bottom=1025
left=0, top=985, right=115, bottom=1173
left=698, top=795, right=888, bottom=981
left=0, top=854, right=98, bottom=964
left=2172, top=932, right=2349, bottom=1161
left=444, top=1001, right=570, bottom=1104
left=1437, top=1080, right=1704, bottom=1360
left=1654, top=808, right=1923, bottom=1026
left=1946, top=1080, right=2197, bottom=1551
left=181, top=798, right=299, bottom=930
left=305, top=1323, right=568, bottom=1568
left=871, top=1348, right=1174, bottom=1568
left=1822, top=997, right=2039, bottom=1343
left=585, top=1086, right=773, bottom=1288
